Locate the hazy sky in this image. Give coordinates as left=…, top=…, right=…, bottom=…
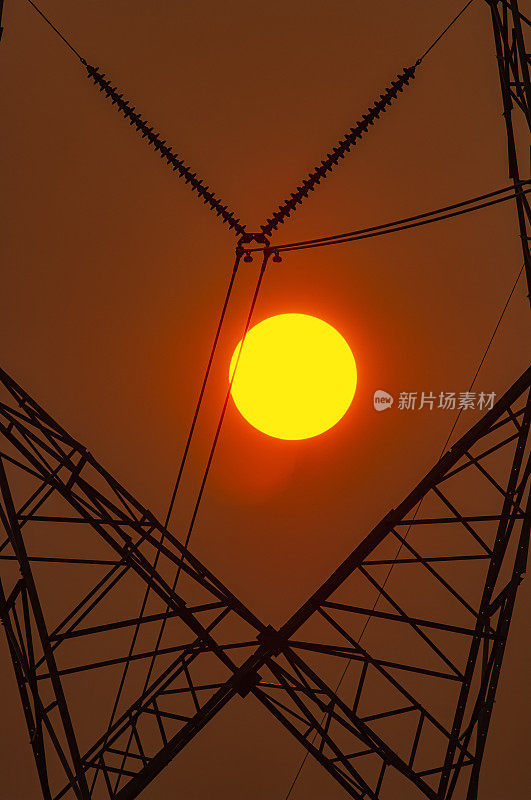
left=1, top=1, right=529, bottom=798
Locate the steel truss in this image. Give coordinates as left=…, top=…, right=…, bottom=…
left=0, top=360, right=529, bottom=800
left=248, top=368, right=531, bottom=800
left=0, top=366, right=269, bottom=800
left=488, top=0, right=531, bottom=303
left=1, top=1, right=530, bottom=799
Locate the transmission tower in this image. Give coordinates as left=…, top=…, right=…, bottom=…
left=0, top=1, right=529, bottom=799
left=487, top=0, right=531, bottom=304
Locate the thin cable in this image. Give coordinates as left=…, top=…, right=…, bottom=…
left=283, top=262, right=524, bottom=799
left=443, top=261, right=525, bottom=446
left=25, top=0, right=85, bottom=62
left=279, top=191, right=530, bottom=253
left=112, top=251, right=271, bottom=792
left=268, top=182, right=529, bottom=252
left=418, top=0, right=476, bottom=63
left=164, top=254, right=242, bottom=527
left=175, top=251, right=271, bottom=574
left=253, top=184, right=530, bottom=256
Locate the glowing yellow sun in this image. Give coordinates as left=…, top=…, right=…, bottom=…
left=229, top=313, right=357, bottom=440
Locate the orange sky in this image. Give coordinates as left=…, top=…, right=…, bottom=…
left=0, top=1, right=529, bottom=798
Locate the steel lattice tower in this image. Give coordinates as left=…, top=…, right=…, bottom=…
left=0, top=1, right=529, bottom=799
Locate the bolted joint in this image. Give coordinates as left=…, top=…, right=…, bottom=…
left=256, top=624, right=286, bottom=657
left=235, top=668, right=262, bottom=698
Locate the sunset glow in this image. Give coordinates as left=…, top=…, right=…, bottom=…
left=229, top=313, right=357, bottom=440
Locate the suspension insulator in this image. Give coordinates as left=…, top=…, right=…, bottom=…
left=84, top=63, right=246, bottom=237
left=261, top=63, right=418, bottom=237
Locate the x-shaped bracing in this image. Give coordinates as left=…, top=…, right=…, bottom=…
left=0, top=364, right=529, bottom=800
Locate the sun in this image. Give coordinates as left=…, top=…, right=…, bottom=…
left=229, top=313, right=357, bottom=440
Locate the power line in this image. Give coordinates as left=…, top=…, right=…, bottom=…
left=25, top=0, right=85, bottom=62
left=443, top=261, right=525, bottom=446
left=253, top=183, right=530, bottom=255
left=164, top=255, right=242, bottom=528
left=418, top=0, right=476, bottom=64
left=176, top=251, right=271, bottom=570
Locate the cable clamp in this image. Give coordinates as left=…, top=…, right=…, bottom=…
left=237, top=232, right=270, bottom=263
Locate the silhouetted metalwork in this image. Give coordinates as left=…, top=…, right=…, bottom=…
left=84, top=57, right=418, bottom=240
left=84, top=63, right=246, bottom=236
left=0, top=367, right=265, bottom=800
left=488, top=0, right=531, bottom=304
left=259, top=64, right=418, bottom=237
left=0, top=364, right=529, bottom=800
left=247, top=368, right=531, bottom=800
left=1, top=1, right=530, bottom=799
